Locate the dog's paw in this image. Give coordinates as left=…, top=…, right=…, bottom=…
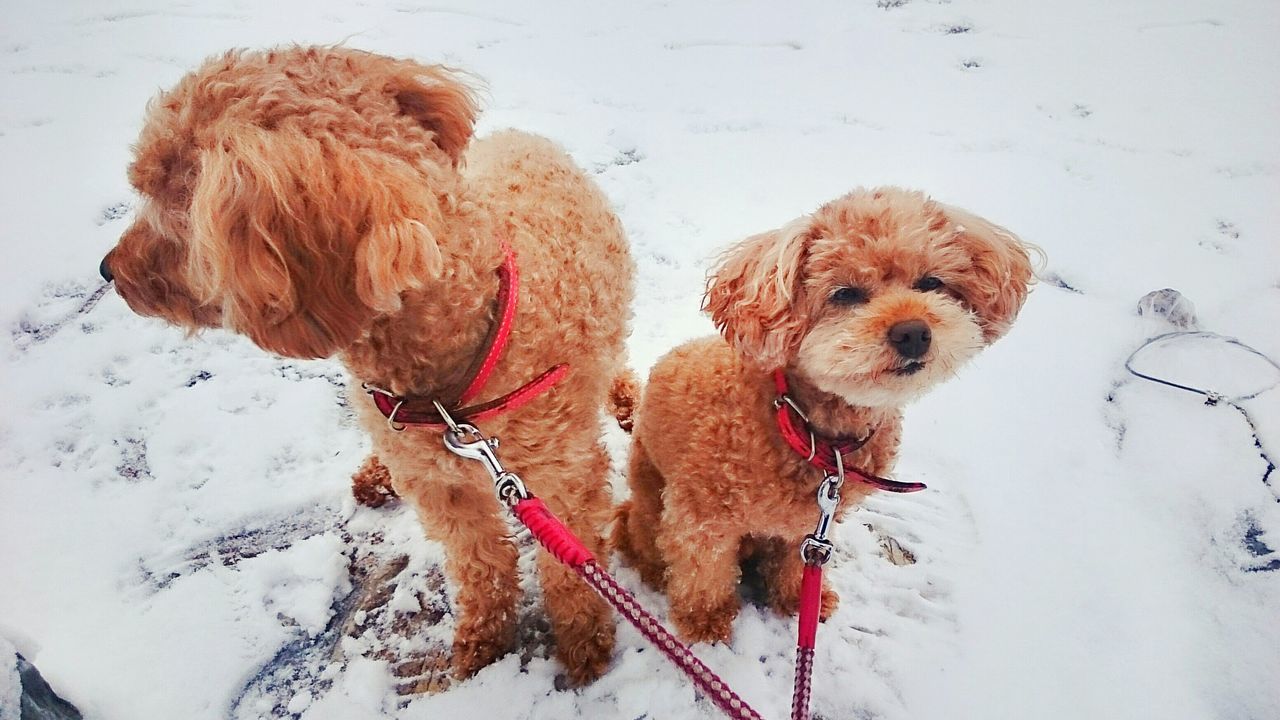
left=673, top=598, right=738, bottom=644
left=557, top=620, right=615, bottom=687
left=819, top=586, right=840, bottom=621
left=450, top=621, right=516, bottom=680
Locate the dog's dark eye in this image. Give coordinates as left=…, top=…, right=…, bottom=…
left=914, top=276, right=944, bottom=292
left=829, top=287, right=869, bottom=305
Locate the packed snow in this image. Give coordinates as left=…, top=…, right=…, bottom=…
left=0, top=637, right=18, bottom=720
left=2, top=1, right=1278, bottom=719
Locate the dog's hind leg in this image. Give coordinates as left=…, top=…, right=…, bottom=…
left=611, top=439, right=669, bottom=590
left=399, top=479, right=520, bottom=680
left=532, top=441, right=616, bottom=687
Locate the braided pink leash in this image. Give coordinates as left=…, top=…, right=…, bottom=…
left=513, top=497, right=765, bottom=720
left=440, top=420, right=804, bottom=720
left=791, top=563, right=824, bottom=720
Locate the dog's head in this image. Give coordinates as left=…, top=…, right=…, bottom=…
left=704, top=187, right=1035, bottom=407
left=101, top=47, right=478, bottom=358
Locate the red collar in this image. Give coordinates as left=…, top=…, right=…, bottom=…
left=772, top=370, right=926, bottom=493
left=365, top=241, right=569, bottom=430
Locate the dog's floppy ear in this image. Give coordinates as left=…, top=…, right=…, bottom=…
left=388, top=65, right=478, bottom=167
left=938, top=205, right=1034, bottom=343
left=703, top=218, right=813, bottom=369
left=188, top=123, right=444, bottom=359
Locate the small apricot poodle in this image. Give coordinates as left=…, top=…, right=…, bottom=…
left=102, top=46, right=633, bottom=685
left=613, top=187, right=1034, bottom=643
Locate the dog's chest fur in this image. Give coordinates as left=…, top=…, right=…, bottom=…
left=638, top=337, right=904, bottom=540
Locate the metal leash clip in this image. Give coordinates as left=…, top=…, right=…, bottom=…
left=435, top=401, right=529, bottom=506
left=360, top=382, right=408, bottom=431
left=775, top=393, right=818, bottom=461
left=800, top=453, right=844, bottom=566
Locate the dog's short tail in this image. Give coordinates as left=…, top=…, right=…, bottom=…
left=606, top=368, right=640, bottom=433
left=609, top=498, right=638, bottom=559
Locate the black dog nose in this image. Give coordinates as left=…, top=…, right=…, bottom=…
left=99, top=256, right=114, bottom=283
left=887, top=320, right=931, bottom=359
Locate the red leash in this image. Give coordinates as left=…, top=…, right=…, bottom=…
left=793, top=564, right=823, bottom=720
left=373, top=252, right=928, bottom=717
left=790, top=468, right=840, bottom=720
left=441, top=421, right=765, bottom=720
left=516, top=497, right=764, bottom=720
left=773, top=369, right=927, bottom=719
left=439, top=399, right=926, bottom=720
left=360, top=240, right=758, bottom=716
left=364, top=241, right=569, bottom=430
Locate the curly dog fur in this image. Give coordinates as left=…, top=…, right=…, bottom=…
left=612, top=187, right=1033, bottom=643
left=103, top=46, right=634, bottom=685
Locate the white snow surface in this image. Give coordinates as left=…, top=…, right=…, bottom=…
left=0, top=637, right=18, bottom=720
left=2, top=1, right=1279, bottom=719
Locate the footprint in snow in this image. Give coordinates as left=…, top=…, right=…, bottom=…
left=98, top=201, right=132, bottom=225
left=10, top=280, right=111, bottom=352
left=129, top=500, right=564, bottom=716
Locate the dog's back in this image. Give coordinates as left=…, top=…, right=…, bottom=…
left=463, top=130, right=634, bottom=409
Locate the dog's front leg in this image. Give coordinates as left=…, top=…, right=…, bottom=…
left=658, top=521, right=742, bottom=644
left=399, top=478, right=520, bottom=680
left=528, top=442, right=617, bottom=686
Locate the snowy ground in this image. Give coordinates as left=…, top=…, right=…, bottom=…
left=2, top=1, right=1279, bottom=719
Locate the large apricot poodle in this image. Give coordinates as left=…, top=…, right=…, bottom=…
left=102, top=46, right=633, bottom=685
left=613, top=187, right=1034, bottom=643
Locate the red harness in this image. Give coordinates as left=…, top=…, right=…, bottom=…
left=365, top=241, right=569, bottom=430
left=772, top=370, right=927, bottom=493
